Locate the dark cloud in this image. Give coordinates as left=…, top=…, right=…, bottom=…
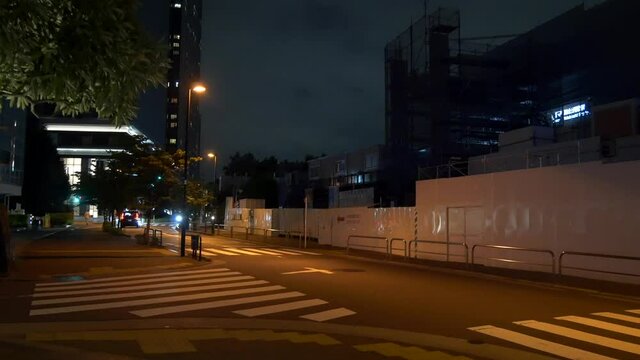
left=199, top=0, right=595, bottom=173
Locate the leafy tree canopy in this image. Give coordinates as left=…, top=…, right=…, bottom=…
left=0, top=0, right=167, bottom=125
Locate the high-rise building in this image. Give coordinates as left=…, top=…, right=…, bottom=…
left=138, top=0, right=203, bottom=176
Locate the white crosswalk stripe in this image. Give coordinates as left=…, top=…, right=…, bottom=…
left=300, top=308, right=356, bottom=322
left=469, top=310, right=640, bottom=359
left=198, top=247, right=321, bottom=257
left=32, top=275, right=256, bottom=297
left=34, top=271, right=243, bottom=291
left=222, top=248, right=263, bottom=256
left=28, top=267, right=354, bottom=322
left=469, top=325, right=616, bottom=360
left=594, top=312, right=640, bottom=324
left=515, top=320, right=640, bottom=355
left=35, top=268, right=230, bottom=287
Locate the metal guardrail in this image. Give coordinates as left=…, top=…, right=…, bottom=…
left=408, top=239, right=469, bottom=264
left=143, top=228, right=163, bottom=245
left=471, top=244, right=556, bottom=274
left=559, top=251, right=640, bottom=278
left=230, top=226, right=249, bottom=240
left=389, top=238, right=407, bottom=257
left=347, top=235, right=389, bottom=254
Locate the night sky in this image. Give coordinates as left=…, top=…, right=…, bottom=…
left=195, top=0, right=602, bottom=171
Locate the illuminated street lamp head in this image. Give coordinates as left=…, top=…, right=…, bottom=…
left=207, top=152, right=215, bottom=158
left=192, top=84, right=207, bottom=93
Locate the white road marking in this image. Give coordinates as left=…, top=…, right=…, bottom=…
left=283, top=249, right=321, bottom=256
left=234, top=299, right=326, bottom=317
left=282, top=267, right=333, bottom=275
left=130, top=291, right=305, bottom=318
left=627, top=309, right=640, bottom=315
left=557, top=315, right=640, bottom=337
left=594, top=312, right=640, bottom=324
left=32, top=280, right=269, bottom=306
left=266, top=249, right=301, bottom=255
left=222, top=248, right=263, bottom=256
left=202, top=248, right=240, bottom=256
left=29, top=285, right=285, bottom=316
left=301, top=308, right=356, bottom=322
left=241, top=248, right=283, bottom=256
left=33, top=275, right=256, bottom=297
left=200, top=250, right=218, bottom=256
left=468, top=325, right=615, bottom=360
left=35, top=268, right=229, bottom=287
left=515, top=320, right=640, bottom=355
left=34, top=272, right=242, bottom=292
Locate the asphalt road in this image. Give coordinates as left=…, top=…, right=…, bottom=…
left=2, top=226, right=640, bottom=359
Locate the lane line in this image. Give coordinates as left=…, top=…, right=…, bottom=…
left=131, top=291, right=305, bottom=317
left=221, top=248, right=263, bottom=256
left=266, top=249, right=301, bottom=255
left=234, top=299, right=326, bottom=317
left=29, top=285, right=285, bottom=316
left=241, top=248, right=283, bottom=256
left=35, top=268, right=229, bottom=287
left=202, top=248, right=240, bottom=256
left=515, top=320, right=640, bottom=355
left=557, top=315, right=640, bottom=337
left=32, top=280, right=269, bottom=306
left=468, top=325, right=615, bottom=360
left=33, top=276, right=256, bottom=297
left=300, top=308, right=356, bottom=322
left=34, top=272, right=242, bottom=292
left=594, top=312, right=640, bottom=324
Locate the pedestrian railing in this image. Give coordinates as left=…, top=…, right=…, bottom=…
left=558, top=251, right=640, bottom=278
left=408, top=239, right=469, bottom=264
left=346, top=235, right=389, bottom=254
left=389, top=238, right=408, bottom=257
left=471, top=244, right=556, bottom=274
left=143, top=228, right=164, bottom=245
left=230, top=225, right=249, bottom=240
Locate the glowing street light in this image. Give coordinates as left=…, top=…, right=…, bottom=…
left=180, top=82, right=207, bottom=257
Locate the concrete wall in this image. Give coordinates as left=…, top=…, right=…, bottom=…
left=416, top=160, right=640, bottom=283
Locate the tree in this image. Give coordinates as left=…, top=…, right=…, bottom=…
left=0, top=0, right=167, bottom=125
left=22, top=114, right=70, bottom=215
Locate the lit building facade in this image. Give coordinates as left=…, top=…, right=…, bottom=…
left=43, top=118, right=151, bottom=216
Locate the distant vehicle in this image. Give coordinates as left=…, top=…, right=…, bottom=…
left=119, top=210, right=141, bottom=228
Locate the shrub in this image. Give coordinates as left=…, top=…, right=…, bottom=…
left=8, top=214, right=28, bottom=228
left=48, top=212, right=73, bottom=226
left=102, top=221, right=124, bottom=236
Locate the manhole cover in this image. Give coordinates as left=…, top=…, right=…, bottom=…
left=331, top=269, right=364, bottom=273
left=52, top=275, right=86, bottom=282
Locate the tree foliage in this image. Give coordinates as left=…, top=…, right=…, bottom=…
left=74, top=138, right=213, bottom=232
left=0, top=0, right=167, bottom=125
left=22, top=114, right=70, bottom=215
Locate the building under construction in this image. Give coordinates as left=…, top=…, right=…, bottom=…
left=385, top=0, right=640, bottom=167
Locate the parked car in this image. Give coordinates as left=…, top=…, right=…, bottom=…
left=119, top=210, right=141, bottom=228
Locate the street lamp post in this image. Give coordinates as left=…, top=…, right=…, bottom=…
left=207, top=152, right=217, bottom=187
left=180, top=83, right=207, bottom=257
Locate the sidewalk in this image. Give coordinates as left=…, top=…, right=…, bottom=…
left=6, top=225, right=208, bottom=281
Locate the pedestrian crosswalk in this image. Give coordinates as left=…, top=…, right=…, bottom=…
left=29, top=267, right=353, bottom=322
left=199, top=247, right=321, bottom=257
left=468, top=309, right=640, bottom=359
